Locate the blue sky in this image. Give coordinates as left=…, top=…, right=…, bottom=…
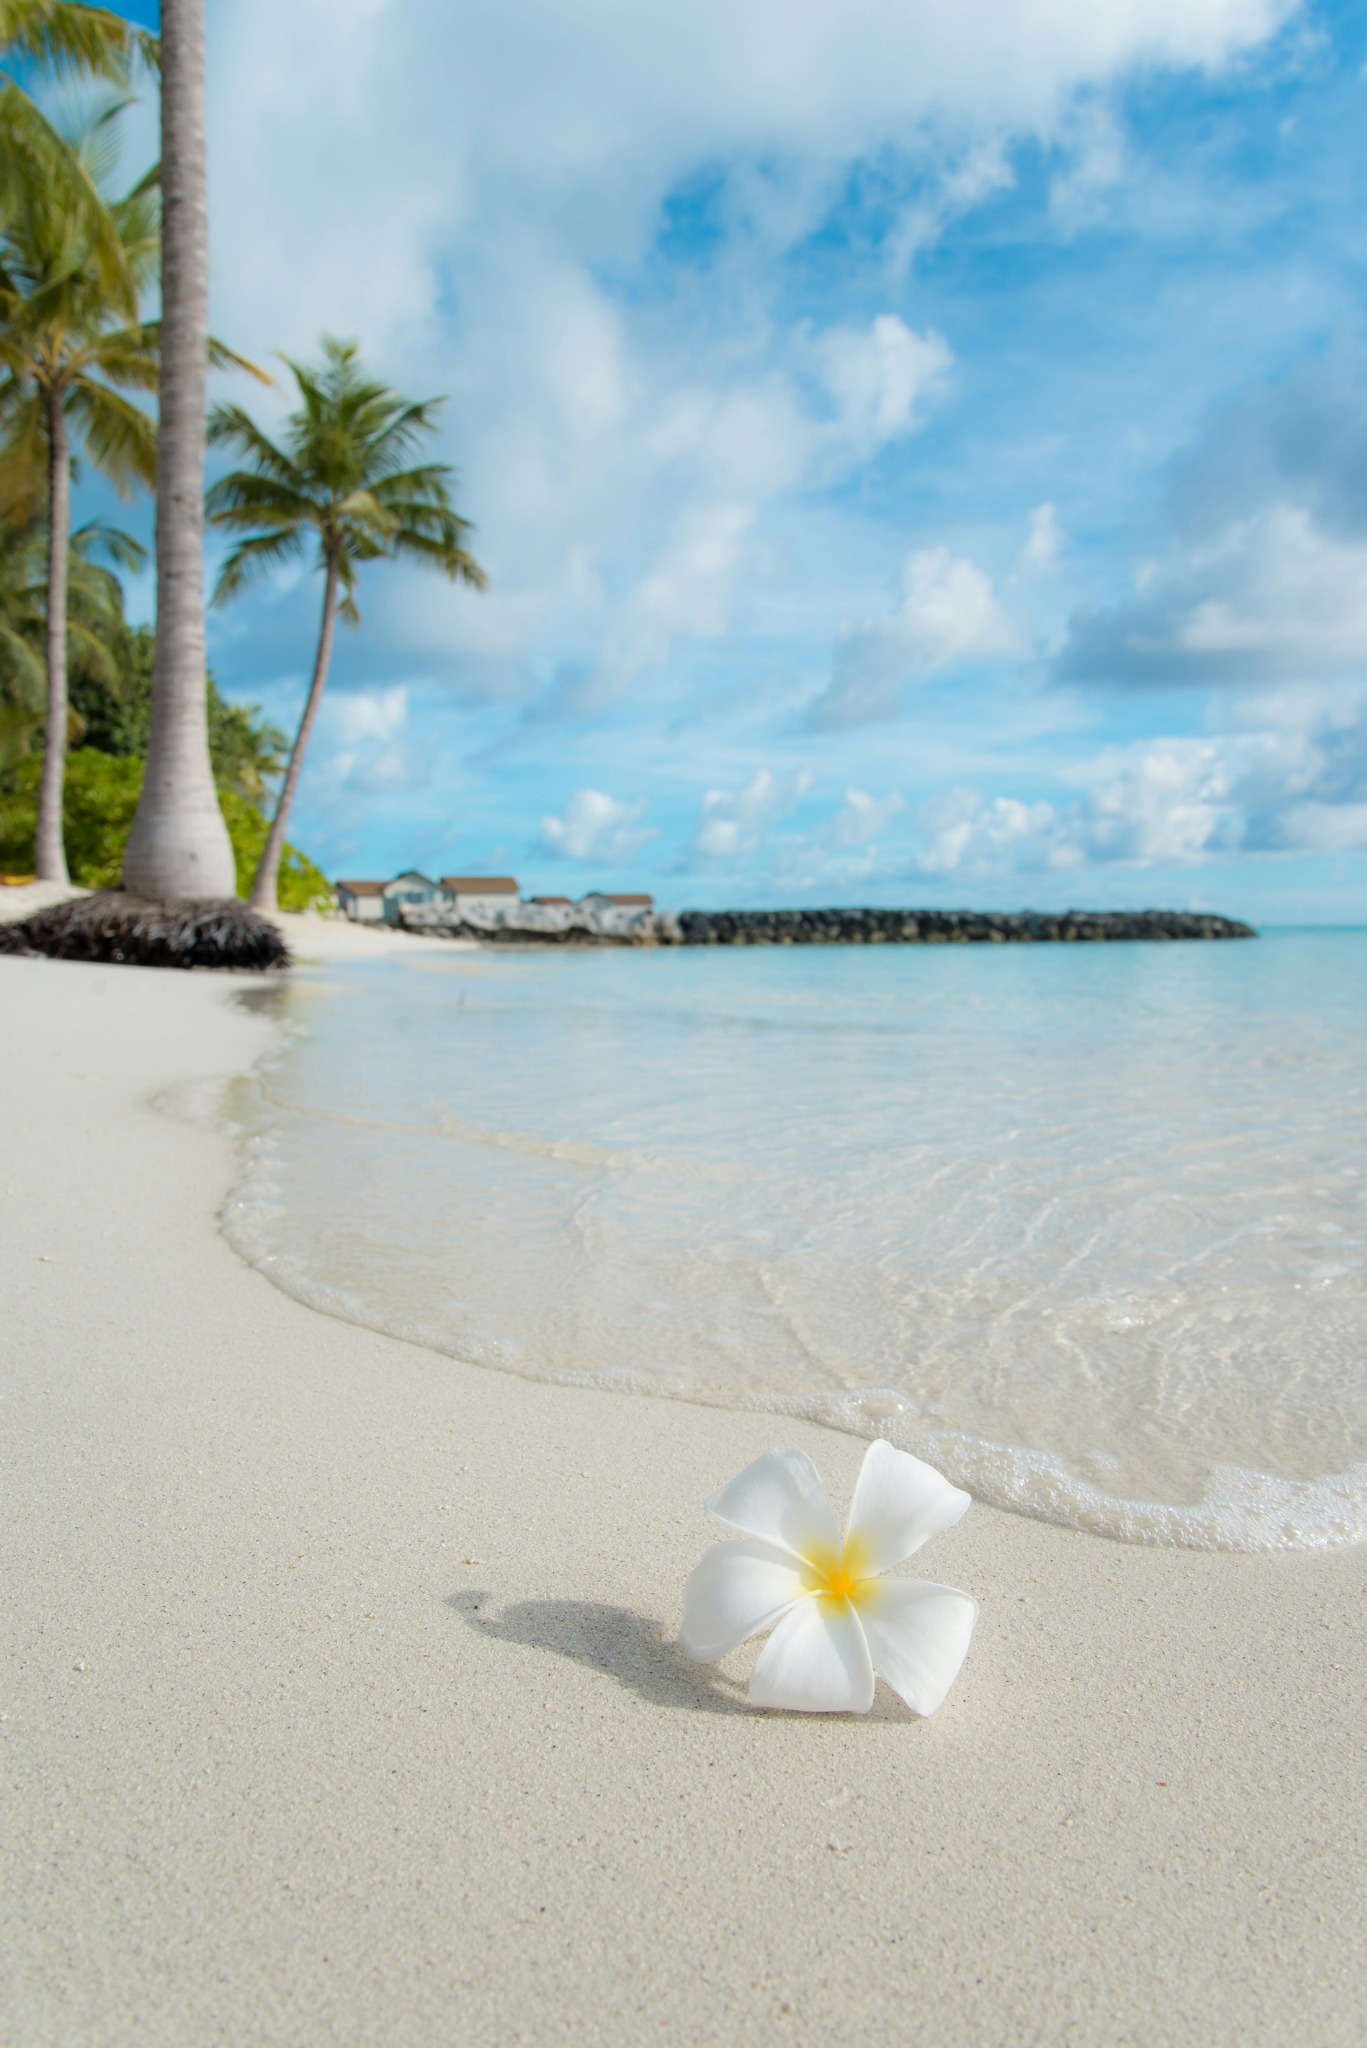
left=99, top=0, right=1367, bottom=916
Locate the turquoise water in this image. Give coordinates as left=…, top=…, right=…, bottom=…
left=224, top=931, right=1367, bottom=1550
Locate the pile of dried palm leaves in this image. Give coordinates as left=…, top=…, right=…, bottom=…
left=0, top=892, right=290, bottom=970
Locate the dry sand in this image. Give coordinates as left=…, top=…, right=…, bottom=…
left=1, top=940, right=1364, bottom=2048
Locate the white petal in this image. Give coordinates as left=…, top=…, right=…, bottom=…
left=706, top=1447, right=841, bottom=1564
left=857, top=1578, right=978, bottom=1717
left=845, top=1440, right=971, bottom=1575
left=748, top=1596, right=875, bottom=1714
left=679, top=1541, right=806, bottom=1664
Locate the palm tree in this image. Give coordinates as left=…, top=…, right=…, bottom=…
left=0, top=2, right=154, bottom=300
left=121, top=0, right=238, bottom=901
left=0, top=513, right=140, bottom=768
left=0, top=106, right=159, bottom=881
left=0, top=99, right=262, bottom=880
left=206, top=337, right=487, bottom=914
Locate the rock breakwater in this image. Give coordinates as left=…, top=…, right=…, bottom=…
left=398, top=901, right=1255, bottom=945
left=676, top=908, right=1256, bottom=945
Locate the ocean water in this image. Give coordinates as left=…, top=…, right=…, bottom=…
left=223, top=931, right=1367, bottom=1552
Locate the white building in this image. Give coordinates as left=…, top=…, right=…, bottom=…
left=336, top=880, right=386, bottom=922
left=381, top=871, right=444, bottom=923
left=439, top=876, right=521, bottom=920
left=579, top=892, right=654, bottom=912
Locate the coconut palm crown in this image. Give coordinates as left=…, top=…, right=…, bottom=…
left=206, top=336, right=487, bottom=913
left=0, top=1, right=156, bottom=304
left=0, top=106, right=158, bottom=880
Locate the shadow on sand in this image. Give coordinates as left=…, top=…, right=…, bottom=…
left=446, top=1590, right=754, bottom=1715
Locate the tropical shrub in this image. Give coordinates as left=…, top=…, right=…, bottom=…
left=0, top=747, right=331, bottom=909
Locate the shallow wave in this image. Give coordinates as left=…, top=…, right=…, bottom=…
left=216, top=939, right=1367, bottom=1555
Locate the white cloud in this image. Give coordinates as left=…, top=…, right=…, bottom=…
left=809, top=545, right=1020, bottom=726
left=914, top=686, right=1367, bottom=875
left=821, top=787, right=907, bottom=847
left=1058, top=347, right=1367, bottom=690
left=693, top=768, right=813, bottom=861
left=815, top=316, right=952, bottom=454
left=1048, top=95, right=1127, bottom=229
left=587, top=502, right=757, bottom=709
left=539, top=788, right=654, bottom=864
left=203, top=0, right=1298, bottom=721
left=1019, top=502, right=1062, bottom=574
left=1063, top=504, right=1367, bottom=686
left=918, top=789, right=1069, bottom=874
left=314, top=686, right=428, bottom=794
left=760, top=785, right=908, bottom=887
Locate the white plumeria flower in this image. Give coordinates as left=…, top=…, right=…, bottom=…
left=680, top=1441, right=978, bottom=1715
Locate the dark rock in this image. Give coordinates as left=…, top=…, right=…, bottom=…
left=674, top=908, right=1255, bottom=946
left=0, top=891, right=290, bottom=971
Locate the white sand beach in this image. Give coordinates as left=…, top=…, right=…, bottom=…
left=2, top=938, right=1364, bottom=2047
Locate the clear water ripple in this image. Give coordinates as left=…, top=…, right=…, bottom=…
left=221, top=933, right=1367, bottom=1552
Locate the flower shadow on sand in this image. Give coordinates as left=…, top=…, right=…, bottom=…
left=448, top=1590, right=751, bottom=1714
left=446, top=1591, right=917, bottom=1720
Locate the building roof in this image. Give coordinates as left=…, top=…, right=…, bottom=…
left=583, top=892, right=654, bottom=906
left=337, top=879, right=385, bottom=896
left=439, top=875, right=520, bottom=894
left=529, top=895, right=574, bottom=905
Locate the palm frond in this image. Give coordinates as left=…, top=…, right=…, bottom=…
left=0, top=616, right=44, bottom=707
left=0, top=382, right=47, bottom=521
left=77, top=331, right=159, bottom=392
left=205, top=470, right=316, bottom=526
left=64, top=375, right=156, bottom=490
left=0, top=78, right=137, bottom=314
left=0, top=1, right=141, bottom=82
left=389, top=528, right=489, bottom=586
left=211, top=528, right=307, bottom=607
left=208, top=334, right=272, bottom=383
left=66, top=614, right=118, bottom=685
left=70, top=515, right=145, bottom=573
left=206, top=403, right=303, bottom=483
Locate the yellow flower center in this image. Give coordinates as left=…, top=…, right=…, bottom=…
left=801, top=1535, right=874, bottom=1608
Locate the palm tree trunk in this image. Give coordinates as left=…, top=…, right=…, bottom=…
left=249, top=558, right=339, bottom=914
left=34, top=393, right=69, bottom=884
left=121, top=0, right=235, bottom=902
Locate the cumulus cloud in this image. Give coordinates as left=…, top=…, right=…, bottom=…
left=809, top=546, right=1020, bottom=727
left=814, top=317, right=952, bottom=455
left=539, top=788, right=654, bottom=863
left=315, top=686, right=428, bottom=795
left=203, top=0, right=1298, bottom=719
left=692, top=768, right=813, bottom=862
left=760, top=785, right=908, bottom=888
left=821, top=787, right=907, bottom=848
left=1057, top=350, right=1367, bottom=689
left=1060, top=506, right=1367, bottom=688
left=914, top=687, right=1367, bottom=875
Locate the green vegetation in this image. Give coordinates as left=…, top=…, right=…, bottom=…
left=207, top=335, right=485, bottom=911
left=0, top=514, right=141, bottom=763
left=0, top=748, right=329, bottom=905
left=0, top=616, right=331, bottom=907
left=0, top=3, right=153, bottom=312
left=0, top=102, right=160, bottom=878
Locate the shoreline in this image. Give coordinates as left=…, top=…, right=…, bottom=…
left=2, top=947, right=1364, bottom=2044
